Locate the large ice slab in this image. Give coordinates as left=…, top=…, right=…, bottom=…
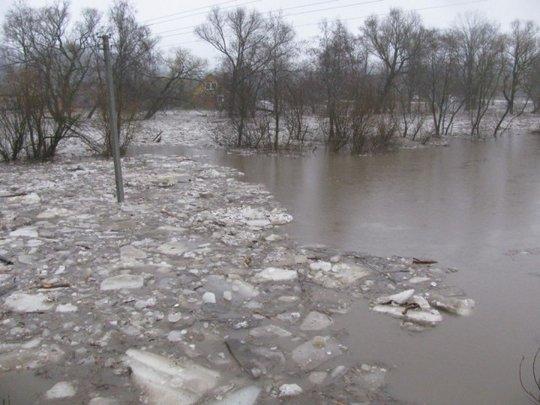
left=100, top=275, right=144, bottom=291
left=124, top=349, right=220, bottom=405
left=4, top=292, right=53, bottom=313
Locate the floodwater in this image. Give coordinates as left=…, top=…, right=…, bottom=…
left=132, top=132, right=540, bottom=404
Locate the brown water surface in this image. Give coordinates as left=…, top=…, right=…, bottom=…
left=133, top=133, right=540, bottom=404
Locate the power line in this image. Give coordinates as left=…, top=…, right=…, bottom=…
left=158, top=0, right=490, bottom=50
left=157, top=0, right=384, bottom=39
left=154, top=0, right=349, bottom=36
left=148, top=0, right=382, bottom=31
left=142, top=0, right=243, bottom=24
left=155, top=26, right=200, bottom=37
left=274, top=0, right=346, bottom=13
left=284, top=0, right=383, bottom=18
left=144, top=0, right=262, bottom=27
left=158, top=0, right=488, bottom=44
left=337, top=0, right=489, bottom=25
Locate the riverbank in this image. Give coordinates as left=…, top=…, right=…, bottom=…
left=130, top=109, right=539, bottom=152
left=54, top=109, right=539, bottom=163
left=0, top=148, right=475, bottom=404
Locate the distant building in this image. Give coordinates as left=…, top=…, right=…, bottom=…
left=193, top=74, right=224, bottom=110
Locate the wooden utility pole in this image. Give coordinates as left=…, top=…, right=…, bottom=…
left=101, top=34, right=125, bottom=203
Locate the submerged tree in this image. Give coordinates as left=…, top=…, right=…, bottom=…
left=502, top=20, right=538, bottom=114
left=263, top=14, right=296, bottom=151
left=315, top=20, right=360, bottom=150
left=196, top=7, right=295, bottom=147
left=421, top=30, right=464, bottom=137
left=196, top=8, right=267, bottom=146
left=143, top=48, right=206, bottom=120
left=452, top=14, right=506, bottom=137
left=527, top=52, right=540, bottom=113
left=361, top=8, right=426, bottom=109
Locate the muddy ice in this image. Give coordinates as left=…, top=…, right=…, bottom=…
left=0, top=155, right=473, bottom=404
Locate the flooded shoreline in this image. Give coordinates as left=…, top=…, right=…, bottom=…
left=132, top=130, right=540, bottom=404
left=1, top=149, right=472, bottom=404
left=0, top=128, right=537, bottom=403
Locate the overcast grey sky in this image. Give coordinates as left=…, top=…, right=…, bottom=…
left=1, top=0, right=539, bottom=63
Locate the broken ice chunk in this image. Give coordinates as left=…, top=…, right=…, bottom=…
left=100, top=274, right=144, bottom=291
left=249, top=324, right=292, bottom=338
left=124, top=349, right=220, bottom=405
left=299, top=311, right=333, bottom=331
left=56, top=303, right=78, bottom=313
left=409, top=276, right=430, bottom=284
left=88, top=398, right=119, bottom=405
left=9, top=227, right=38, bottom=238
left=4, top=292, right=53, bottom=313
left=120, top=245, right=147, bottom=262
left=309, top=261, right=332, bottom=272
left=45, top=381, right=76, bottom=399
left=202, top=292, right=216, bottom=304
left=254, top=268, right=297, bottom=282
left=292, top=336, right=343, bottom=371
left=374, top=289, right=415, bottom=305
left=404, top=309, right=443, bottom=325
left=36, top=207, right=71, bottom=219
left=279, top=383, right=303, bottom=397
left=158, top=241, right=187, bottom=256
left=209, top=385, right=261, bottom=405
left=372, top=305, right=443, bottom=325
left=428, top=293, right=475, bottom=316
left=371, top=305, right=406, bottom=318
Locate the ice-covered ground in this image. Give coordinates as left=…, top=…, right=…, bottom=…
left=0, top=110, right=486, bottom=403
left=133, top=110, right=540, bottom=154
left=56, top=109, right=540, bottom=160
left=136, top=110, right=227, bottom=148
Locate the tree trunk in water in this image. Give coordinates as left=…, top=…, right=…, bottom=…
left=237, top=115, right=244, bottom=147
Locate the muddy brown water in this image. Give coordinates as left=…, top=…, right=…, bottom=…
left=133, top=132, right=540, bottom=404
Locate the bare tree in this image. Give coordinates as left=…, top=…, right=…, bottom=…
left=84, top=0, right=158, bottom=156
left=526, top=51, right=540, bottom=113
left=264, top=14, right=296, bottom=150
left=421, top=30, right=464, bottom=137
left=143, top=48, right=206, bottom=120
left=502, top=20, right=538, bottom=114
left=349, top=81, right=378, bottom=153
left=1, top=2, right=535, bottom=160
left=196, top=8, right=274, bottom=147
left=2, top=1, right=98, bottom=160
left=362, top=8, right=425, bottom=109
left=453, top=14, right=505, bottom=137
left=315, top=20, right=361, bottom=150
left=490, top=21, right=538, bottom=136
left=283, top=70, right=310, bottom=146
left=0, top=70, right=29, bottom=161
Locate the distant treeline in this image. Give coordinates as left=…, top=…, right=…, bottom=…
left=0, top=1, right=538, bottom=160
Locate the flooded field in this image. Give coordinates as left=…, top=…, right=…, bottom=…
left=133, top=131, right=540, bottom=404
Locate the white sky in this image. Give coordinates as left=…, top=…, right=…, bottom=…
left=1, top=0, right=539, bottom=64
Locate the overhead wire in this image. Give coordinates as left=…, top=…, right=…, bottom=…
left=141, top=0, right=244, bottom=24
left=2, top=0, right=492, bottom=58
left=154, top=0, right=382, bottom=36
left=143, top=0, right=263, bottom=27
left=157, top=0, right=489, bottom=50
